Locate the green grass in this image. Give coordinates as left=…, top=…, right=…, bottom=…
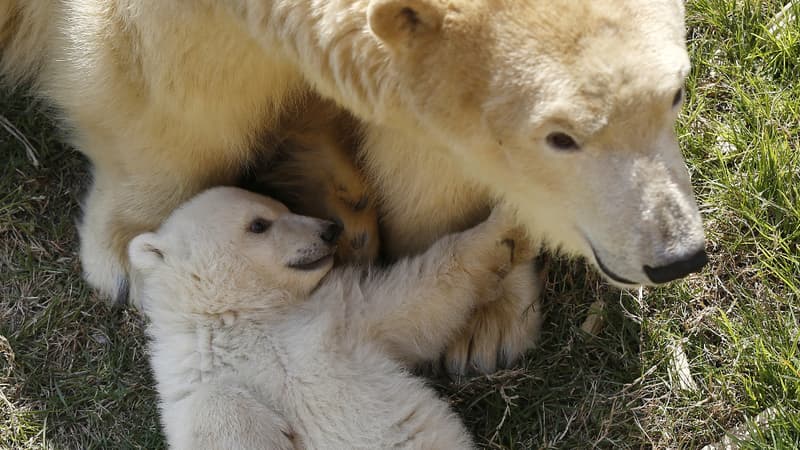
left=1, top=0, right=798, bottom=448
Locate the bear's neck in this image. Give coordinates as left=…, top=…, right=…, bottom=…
left=237, top=0, right=410, bottom=126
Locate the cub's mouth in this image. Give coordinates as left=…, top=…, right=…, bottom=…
left=287, top=251, right=335, bottom=271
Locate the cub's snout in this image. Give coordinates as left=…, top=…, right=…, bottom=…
left=277, top=216, right=340, bottom=272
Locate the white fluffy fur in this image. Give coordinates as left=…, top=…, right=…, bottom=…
left=131, top=187, right=534, bottom=449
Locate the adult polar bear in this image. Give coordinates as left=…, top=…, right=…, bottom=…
left=0, top=0, right=707, bottom=374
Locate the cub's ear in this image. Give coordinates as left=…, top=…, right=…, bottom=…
left=368, top=0, right=444, bottom=50
left=129, top=232, right=165, bottom=271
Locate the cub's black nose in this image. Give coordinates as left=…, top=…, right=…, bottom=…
left=644, top=248, right=708, bottom=284
left=320, top=222, right=342, bottom=244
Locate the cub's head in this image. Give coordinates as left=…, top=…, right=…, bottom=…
left=368, top=0, right=706, bottom=287
left=128, top=187, right=340, bottom=314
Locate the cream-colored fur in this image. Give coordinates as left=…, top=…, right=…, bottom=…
left=1, top=0, right=705, bottom=374
left=130, top=187, right=533, bottom=449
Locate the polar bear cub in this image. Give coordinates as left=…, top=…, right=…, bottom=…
left=129, top=186, right=532, bottom=449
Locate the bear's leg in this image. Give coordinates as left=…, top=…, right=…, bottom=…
left=79, top=158, right=237, bottom=306
left=79, top=169, right=135, bottom=306
left=444, top=260, right=545, bottom=375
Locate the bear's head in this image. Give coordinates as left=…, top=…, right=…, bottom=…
left=367, top=0, right=706, bottom=287
left=128, top=187, right=340, bottom=315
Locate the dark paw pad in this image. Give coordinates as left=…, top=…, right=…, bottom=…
left=350, top=233, right=369, bottom=250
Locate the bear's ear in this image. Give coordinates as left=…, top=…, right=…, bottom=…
left=368, top=0, right=444, bottom=50
left=129, top=232, right=165, bottom=271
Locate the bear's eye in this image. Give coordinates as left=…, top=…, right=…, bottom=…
left=248, top=217, right=271, bottom=234
left=672, top=88, right=683, bottom=107
left=546, top=132, right=580, bottom=151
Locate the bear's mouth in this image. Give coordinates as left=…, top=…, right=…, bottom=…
left=578, top=229, right=640, bottom=286
left=591, top=247, right=638, bottom=286
left=287, top=253, right=335, bottom=271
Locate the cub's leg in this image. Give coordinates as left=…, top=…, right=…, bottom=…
left=164, top=383, right=298, bottom=450
left=351, top=208, right=533, bottom=365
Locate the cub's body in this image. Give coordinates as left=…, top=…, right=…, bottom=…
left=132, top=187, right=531, bottom=448
left=150, top=273, right=471, bottom=449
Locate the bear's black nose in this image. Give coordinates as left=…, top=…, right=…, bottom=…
left=644, top=248, right=708, bottom=284
left=320, top=222, right=342, bottom=244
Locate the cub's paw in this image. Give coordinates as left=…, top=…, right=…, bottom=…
left=327, top=182, right=381, bottom=264
left=445, top=260, right=545, bottom=375
left=332, top=196, right=381, bottom=264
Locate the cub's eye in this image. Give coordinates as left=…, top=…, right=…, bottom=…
left=546, top=132, right=580, bottom=151
left=248, top=218, right=271, bottom=234
left=672, top=88, right=684, bottom=107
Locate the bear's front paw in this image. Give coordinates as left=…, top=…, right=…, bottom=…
left=445, top=260, right=544, bottom=375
